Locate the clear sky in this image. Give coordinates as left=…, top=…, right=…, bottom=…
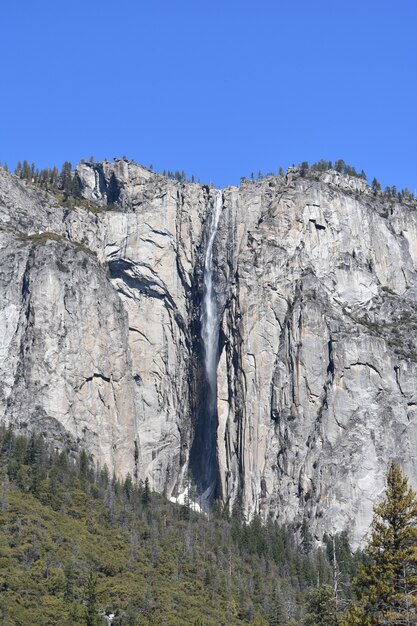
left=1, top=0, right=416, bottom=191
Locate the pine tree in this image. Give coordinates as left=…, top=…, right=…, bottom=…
left=84, top=572, right=100, bottom=625
left=335, top=159, right=346, bottom=174
left=305, top=586, right=338, bottom=625
left=79, top=449, right=89, bottom=489
left=142, top=476, right=151, bottom=506
left=268, top=588, right=287, bottom=625
left=348, top=462, right=417, bottom=624
left=123, top=473, right=133, bottom=501
left=301, top=518, right=313, bottom=555
left=371, top=178, right=381, bottom=193
left=50, top=165, right=59, bottom=187
left=63, top=562, right=76, bottom=602
left=21, top=160, right=31, bottom=180
left=71, top=172, right=81, bottom=198
left=0, top=472, right=9, bottom=511
left=60, top=161, right=73, bottom=195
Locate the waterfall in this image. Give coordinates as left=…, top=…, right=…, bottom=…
left=188, top=189, right=223, bottom=502
left=201, top=190, right=223, bottom=406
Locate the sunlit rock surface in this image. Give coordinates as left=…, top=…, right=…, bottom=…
left=2, top=160, right=417, bottom=546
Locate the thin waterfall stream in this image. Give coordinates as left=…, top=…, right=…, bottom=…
left=201, top=190, right=223, bottom=411
left=187, top=189, right=223, bottom=503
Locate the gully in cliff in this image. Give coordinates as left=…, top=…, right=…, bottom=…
left=189, top=189, right=223, bottom=504
left=201, top=189, right=223, bottom=410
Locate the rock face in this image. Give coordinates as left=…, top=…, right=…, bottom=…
left=1, top=159, right=417, bottom=546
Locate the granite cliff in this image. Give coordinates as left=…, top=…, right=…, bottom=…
left=1, top=159, right=417, bottom=545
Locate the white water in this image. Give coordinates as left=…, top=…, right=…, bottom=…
left=169, top=487, right=205, bottom=513
left=201, top=191, right=223, bottom=402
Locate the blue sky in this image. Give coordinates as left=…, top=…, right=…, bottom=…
left=1, top=0, right=416, bottom=190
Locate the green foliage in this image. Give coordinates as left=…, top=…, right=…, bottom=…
left=268, top=589, right=288, bottom=625
left=84, top=573, right=100, bottom=625
left=371, top=177, right=381, bottom=193
left=60, top=161, right=73, bottom=196
left=7, top=156, right=415, bottom=208
left=300, top=518, right=313, bottom=555
left=323, top=531, right=359, bottom=600
left=307, top=158, right=364, bottom=179
left=304, top=586, right=339, bottom=625
left=141, top=477, right=151, bottom=506
left=0, top=426, right=358, bottom=624
left=348, top=461, right=417, bottom=624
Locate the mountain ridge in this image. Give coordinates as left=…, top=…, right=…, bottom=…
left=1, top=160, right=417, bottom=547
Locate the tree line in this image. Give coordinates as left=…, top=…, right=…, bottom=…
left=1, top=425, right=417, bottom=623
left=242, top=160, right=415, bottom=203
left=0, top=425, right=353, bottom=624
left=1, top=158, right=414, bottom=205
left=0, top=158, right=199, bottom=190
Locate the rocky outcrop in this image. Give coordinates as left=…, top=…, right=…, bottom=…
left=1, top=160, right=417, bottom=546
left=215, top=171, right=417, bottom=546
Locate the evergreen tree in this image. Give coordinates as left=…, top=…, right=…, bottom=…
left=142, top=476, right=151, bottom=506
left=14, top=161, right=22, bottom=177
left=268, top=588, right=287, bottom=625
left=64, top=562, right=76, bottom=602
left=305, top=586, right=338, bottom=625
left=371, top=178, right=381, bottom=193
left=22, top=160, right=31, bottom=180
left=60, top=161, right=73, bottom=195
left=301, top=518, right=313, bottom=555
left=0, top=472, right=9, bottom=511
left=79, top=449, right=89, bottom=489
left=348, top=462, right=417, bottom=624
left=50, top=165, right=59, bottom=187
left=70, top=172, right=81, bottom=198
left=84, top=572, right=100, bottom=626
left=123, top=473, right=133, bottom=501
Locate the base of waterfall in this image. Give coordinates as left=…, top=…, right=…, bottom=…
left=169, top=485, right=215, bottom=514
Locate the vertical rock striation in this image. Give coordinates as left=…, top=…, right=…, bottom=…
left=2, top=160, right=417, bottom=544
